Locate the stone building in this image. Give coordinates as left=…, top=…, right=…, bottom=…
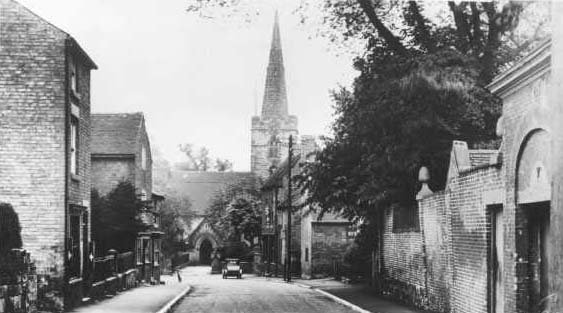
left=0, top=0, right=97, bottom=309
left=166, top=170, right=258, bottom=264
left=250, top=12, right=298, bottom=179
left=378, top=36, right=563, bottom=313
left=91, top=113, right=163, bottom=284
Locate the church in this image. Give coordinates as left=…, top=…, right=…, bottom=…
left=170, top=13, right=353, bottom=276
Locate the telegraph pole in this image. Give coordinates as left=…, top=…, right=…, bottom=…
left=286, top=135, right=293, bottom=282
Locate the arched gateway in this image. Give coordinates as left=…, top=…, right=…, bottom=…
left=186, top=218, right=223, bottom=264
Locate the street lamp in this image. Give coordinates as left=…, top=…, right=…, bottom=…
left=285, top=135, right=293, bottom=282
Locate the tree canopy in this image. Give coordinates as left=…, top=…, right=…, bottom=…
left=91, top=182, right=146, bottom=255
left=206, top=175, right=262, bottom=244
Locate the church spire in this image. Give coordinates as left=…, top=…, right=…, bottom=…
left=261, top=11, right=288, bottom=118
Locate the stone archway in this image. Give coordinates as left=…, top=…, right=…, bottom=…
left=199, top=239, right=213, bottom=265
left=514, top=129, right=552, bottom=312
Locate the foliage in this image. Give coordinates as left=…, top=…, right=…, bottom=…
left=179, top=143, right=213, bottom=171
left=224, top=198, right=263, bottom=243
left=178, top=143, right=234, bottom=172
left=91, top=182, right=146, bottom=255
left=0, top=202, right=22, bottom=255
left=206, top=175, right=262, bottom=244
left=159, top=194, right=194, bottom=258
left=215, top=158, right=233, bottom=172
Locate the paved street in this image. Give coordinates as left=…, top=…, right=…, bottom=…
left=173, top=266, right=356, bottom=313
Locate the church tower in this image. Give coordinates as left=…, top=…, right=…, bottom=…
left=251, top=12, right=298, bottom=179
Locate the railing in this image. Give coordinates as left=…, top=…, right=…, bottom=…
left=92, top=251, right=135, bottom=283
left=92, top=255, right=115, bottom=283
left=117, top=252, right=134, bottom=273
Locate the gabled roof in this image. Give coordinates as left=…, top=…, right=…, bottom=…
left=91, top=113, right=144, bottom=156
left=167, top=170, right=258, bottom=215
left=4, top=0, right=97, bottom=69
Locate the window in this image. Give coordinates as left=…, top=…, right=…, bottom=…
left=141, top=145, right=147, bottom=170
left=70, top=117, right=78, bottom=175
left=70, top=61, right=79, bottom=94
left=69, top=213, right=82, bottom=278
left=305, top=248, right=309, bottom=262
left=135, top=238, right=143, bottom=265
left=392, top=206, right=420, bottom=233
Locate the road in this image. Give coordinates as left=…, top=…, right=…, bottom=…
left=172, top=266, right=357, bottom=313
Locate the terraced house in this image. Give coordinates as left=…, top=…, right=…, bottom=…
left=91, top=113, right=163, bottom=284
left=0, top=0, right=97, bottom=309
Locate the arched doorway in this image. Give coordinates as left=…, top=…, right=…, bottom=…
left=199, top=239, right=213, bottom=265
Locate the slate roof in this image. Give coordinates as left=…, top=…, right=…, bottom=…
left=91, top=113, right=144, bottom=155
left=167, top=170, right=258, bottom=215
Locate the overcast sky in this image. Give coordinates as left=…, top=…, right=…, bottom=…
left=19, top=0, right=356, bottom=171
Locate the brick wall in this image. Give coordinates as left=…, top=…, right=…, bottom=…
left=382, top=207, right=426, bottom=306
left=91, top=158, right=135, bottom=196
left=0, top=0, right=68, bottom=279
left=447, top=166, right=503, bottom=313
left=311, top=222, right=353, bottom=277
left=488, top=40, right=559, bottom=313
left=418, top=191, right=451, bottom=313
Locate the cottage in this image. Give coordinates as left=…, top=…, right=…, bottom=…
left=91, top=113, right=163, bottom=284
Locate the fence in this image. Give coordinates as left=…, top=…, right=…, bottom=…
left=92, top=251, right=135, bottom=283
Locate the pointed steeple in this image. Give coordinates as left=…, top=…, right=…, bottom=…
left=261, top=11, right=288, bottom=118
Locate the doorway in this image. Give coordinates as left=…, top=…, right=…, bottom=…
left=488, top=205, right=503, bottom=313
left=199, top=239, right=213, bottom=265
left=525, top=202, right=550, bottom=311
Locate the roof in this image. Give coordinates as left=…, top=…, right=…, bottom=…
left=91, top=113, right=144, bottom=155
left=167, top=170, right=258, bottom=215
left=262, top=154, right=302, bottom=190
left=487, top=39, right=550, bottom=96
left=6, top=0, right=97, bottom=69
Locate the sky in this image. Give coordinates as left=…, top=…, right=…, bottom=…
left=19, top=0, right=357, bottom=171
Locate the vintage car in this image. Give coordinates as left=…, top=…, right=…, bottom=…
left=222, top=258, right=242, bottom=279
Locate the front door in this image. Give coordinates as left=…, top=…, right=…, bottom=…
left=527, top=203, right=550, bottom=311
left=489, top=207, right=504, bottom=313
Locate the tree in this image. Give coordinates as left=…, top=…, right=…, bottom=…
left=215, top=158, right=233, bottom=172
left=178, top=143, right=234, bottom=172
left=91, top=182, right=146, bottom=255
left=159, top=195, right=193, bottom=258
left=178, top=143, right=213, bottom=171
left=206, top=175, right=262, bottom=243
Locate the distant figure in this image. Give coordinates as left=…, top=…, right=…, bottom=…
left=175, top=266, right=182, bottom=282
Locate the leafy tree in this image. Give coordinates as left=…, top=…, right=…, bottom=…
left=224, top=198, right=263, bottom=244
left=206, top=176, right=262, bottom=243
left=179, top=143, right=212, bottom=171
left=215, top=158, right=233, bottom=172
left=178, top=143, right=234, bottom=172
left=159, top=194, right=194, bottom=258
left=91, top=182, right=146, bottom=255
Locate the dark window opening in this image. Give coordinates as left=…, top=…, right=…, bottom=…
left=69, top=213, right=81, bottom=278
left=392, top=206, right=420, bottom=233
left=70, top=117, right=79, bottom=175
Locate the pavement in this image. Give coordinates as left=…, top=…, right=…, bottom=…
left=289, top=277, right=433, bottom=313
left=70, top=272, right=190, bottom=313
left=171, top=266, right=357, bottom=313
